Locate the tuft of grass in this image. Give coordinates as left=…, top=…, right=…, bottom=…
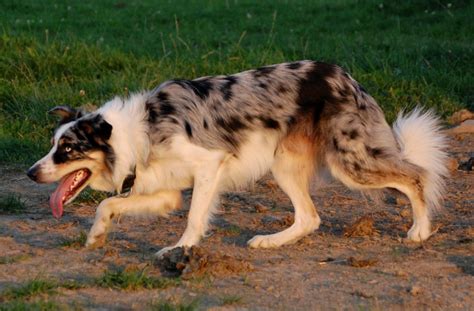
left=0, top=194, right=27, bottom=214
left=0, top=300, right=59, bottom=311
left=60, top=232, right=87, bottom=248
left=0, top=254, right=30, bottom=265
left=96, top=268, right=181, bottom=290
left=150, top=300, right=198, bottom=311
left=59, top=279, right=88, bottom=290
left=74, top=189, right=109, bottom=205
left=221, top=295, right=242, bottom=305
left=216, top=224, right=242, bottom=236
left=0, top=279, right=57, bottom=302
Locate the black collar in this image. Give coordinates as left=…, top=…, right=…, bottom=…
left=120, top=167, right=136, bottom=194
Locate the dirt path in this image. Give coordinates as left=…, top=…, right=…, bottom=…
left=0, top=132, right=473, bottom=310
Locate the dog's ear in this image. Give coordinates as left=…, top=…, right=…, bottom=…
left=77, top=115, right=113, bottom=142
left=49, top=105, right=84, bottom=125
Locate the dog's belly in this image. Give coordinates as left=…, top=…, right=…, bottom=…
left=221, top=131, right=279, bottom=189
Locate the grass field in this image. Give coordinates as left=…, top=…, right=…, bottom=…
left=0, top=0, right=473, bottom=165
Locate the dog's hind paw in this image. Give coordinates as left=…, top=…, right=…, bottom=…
left=407, top=219, right=432, bottom=242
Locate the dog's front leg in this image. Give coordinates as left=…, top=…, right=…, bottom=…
left=85, top=190, right=182, bottom=248
left=155, top=155, right=230, bottom=258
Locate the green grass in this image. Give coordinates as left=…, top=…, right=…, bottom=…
left=0, top=280, right=57, bottom=302
left=60, top=231, right=87, bottom=248
left=0, top=300, right=59, bottom=311
left=96, top=267, right=181, bottom=290
left=0, top=194, right=27, bottom=214
left=73, top=189, right=109, bottom=205
left=0, top=255, right=30, bottom=265
left=221, top=295, right=243, bottom=305
left=149, top=300, right=198, bottom=311
left=216, top=224, right=242, bottom=236
left=0, top=0, right=472, bottom=164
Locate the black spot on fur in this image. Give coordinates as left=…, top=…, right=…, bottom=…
left=221, top=132, right=239, bottom=150
left=277, top=84, right=289, bottom=94
left=254, top=66, right=275, bottom=77
left=259, top=116, right=280, bottom=129
left=157, top=91, right=169, bottom=102
left=342, top=129, right=359, bottom=140
left=172, top=79, right=213, bottom=100
left=287, top=62, right=302, bottom=70
left=160, top=102, right=176, bottom=117
left=184, top=121, right=193, bottom=138
left=220, top=76, right=238, bottom=101
left=295, top=62, right=339, bottom=125
left=216, top=116, right=247, bottom=132
left=146, top=102, right=159, bottom=123
left=203, top=119, right=208, bottom=129
left=353, top=162, right=361, bottom=171
left=258, top=82, right=268, bottom=89
left=333, top=137, right=348, bottom=154
left=245, top=114, right=254, bottom=123
left=366, top=146, right=383, bottom=158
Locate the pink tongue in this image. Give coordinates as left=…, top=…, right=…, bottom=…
left=49, top=172, right=77, bottom=219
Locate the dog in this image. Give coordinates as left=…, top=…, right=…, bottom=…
left=27, top=60, right=448, bottom=257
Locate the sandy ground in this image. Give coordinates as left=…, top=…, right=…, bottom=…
left=0, top=131, right=472, bottom=310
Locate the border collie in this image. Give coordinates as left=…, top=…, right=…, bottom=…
left=27, top=61, right=448, bottom=257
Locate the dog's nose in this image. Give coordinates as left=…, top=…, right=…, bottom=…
left=26, top=165, right=39, bottom=182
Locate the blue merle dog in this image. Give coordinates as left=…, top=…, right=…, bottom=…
left=27, top=60, right=448, bottom=257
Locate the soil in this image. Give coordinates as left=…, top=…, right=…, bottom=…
left=0, top=131, right=473, bottom=310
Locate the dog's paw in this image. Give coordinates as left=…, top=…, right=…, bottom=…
left=248, top=235, right=283, bottom=249
left=85, top=234, right=107, bottom=249
left=154, top=246, right=176, bottom=259
left=407, top=221, right=432, bottom=242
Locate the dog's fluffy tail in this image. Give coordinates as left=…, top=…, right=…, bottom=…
left=392, top=108, right=449, bottom=213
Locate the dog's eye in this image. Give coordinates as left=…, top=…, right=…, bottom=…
left=65, top=146, right=72, bottom=153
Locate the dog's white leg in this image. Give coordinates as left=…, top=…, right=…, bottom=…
left=393, top=184, right=432, bottom=242
left=85, top=190, right=182, bottom=248
left=155, top=155, right=229, bottom=258
left=249, top=146, right=320, bottom=248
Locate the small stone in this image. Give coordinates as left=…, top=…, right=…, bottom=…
left=344, top=216, right=379, bottom=237
left=395, top=270, right=408, bottom=277
left=254, top=203, right=269, bottom=213
left=448, top=120, right=474, bottom=134
left=396, top=196, right=409, bottom=206
left=409, top=285, right=422, bottom=296
left=447, top=158, right=459, bottom=172
left=448, top=109, right=474, bottom=125
left=400, top=209, right=411, bottom=218
left=79, top=89, right=86, bottom=97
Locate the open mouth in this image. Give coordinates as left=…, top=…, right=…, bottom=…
left=49, top=169, right=91, bottom=219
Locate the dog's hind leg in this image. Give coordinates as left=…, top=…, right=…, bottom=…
left=248, top=138, right=321, bottom=248
left=155, top=154, right=231, bottom=258
left=328, top=156, right=432, bottom=241
left=85, top=190, right=182, bottom=248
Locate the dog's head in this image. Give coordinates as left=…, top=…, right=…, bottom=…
left=27, top=106, right=114, bottom=218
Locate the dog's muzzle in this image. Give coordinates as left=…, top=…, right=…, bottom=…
left=27, top=165, right=40, bottom=182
